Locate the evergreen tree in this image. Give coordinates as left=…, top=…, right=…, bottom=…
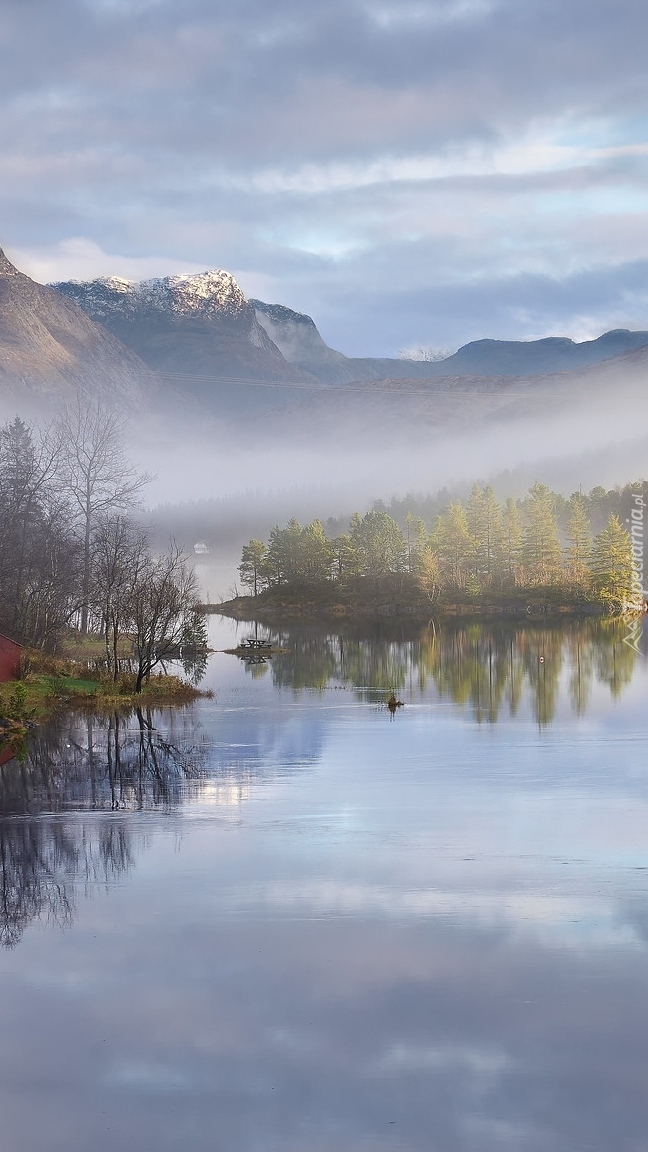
left=239, top=540, right=268, bottom=596
left=405, top=513, right=429, bottom=575
left=589, top=515, right=637, bottom=607
left=300, top=520, right=332, bottom=582
left=522, top=482, right=562, bottom=584
left=266, top=519, right=303, bottom=584
left=348, top=510, right=406, bottom=577
left=432, top=502, right=471, bottom=588
left=331, top=532, right=359, bottom=580
left=465, top=485, right=503, bottom=586
left=565, top=493, right=592, bottom=588
left=482, top=486, right=504, bottom=582
left=501, top=498, right=523, bottom=585
left=465, top=484, right=486, bottom=577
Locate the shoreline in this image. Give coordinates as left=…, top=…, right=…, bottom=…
left=204, top=591, right=627, bottom=626
left=0, top=672, right=212, bottom=734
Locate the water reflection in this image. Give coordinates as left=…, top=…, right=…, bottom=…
left=262, top=619, right=639, bottom=724
left=0, top=620, right=646, bottom=1149
left=0, top=708, right=206, bottom=947
left=0, top=813, right=129, bottom=949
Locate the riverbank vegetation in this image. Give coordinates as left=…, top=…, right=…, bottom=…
left=0, top=407, right=207, bottom=693
left=233, top=481, right=646, bottom=620
left=0, top=647, right=211, bottom=741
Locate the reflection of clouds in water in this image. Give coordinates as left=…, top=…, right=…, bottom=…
left=4, top=902, right=646, bottom=1152
left=376, top=1042, right=511, bottom=1075
left=204, top=713, right=326, bottom=773
left=103, top=1061, right=193, bottom=1093
left=232, top=879, right=644, bottom=949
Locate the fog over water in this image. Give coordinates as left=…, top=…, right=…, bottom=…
left=124, top=360, right=648, bottom=599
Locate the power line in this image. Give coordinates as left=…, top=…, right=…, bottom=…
left=156, top=370, right=648, bottom=400
left=156, top=371, right=561, bottom=399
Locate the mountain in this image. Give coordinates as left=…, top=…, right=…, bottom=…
left=245, top=342, right=648, bottom=446
left=252, top=298, right=648, bottom=383
left=251, top=300, right=454, bottom=384
left=433, top=330, right=648, bottom=376
left=0, top=247, right=157, bottom=415
left=52, top=267, right=648, bottom=397
left=53, top=272, right=320, bottom=416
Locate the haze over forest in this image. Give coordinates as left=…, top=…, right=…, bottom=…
left=1, top=0, right=647, bottom=598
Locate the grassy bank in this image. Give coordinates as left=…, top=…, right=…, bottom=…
left=0, top=641, right=212, bottom=738
left=0, top=671, right=211, bottom=724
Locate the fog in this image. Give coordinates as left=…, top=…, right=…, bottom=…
left=118, top=357, right=648, bottom=599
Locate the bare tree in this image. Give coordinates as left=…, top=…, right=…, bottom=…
left=55, top=397, right=150, bottom=633
left=130, top=544, right=206, bottom=692
left=91, top=514, right=149, bottom=679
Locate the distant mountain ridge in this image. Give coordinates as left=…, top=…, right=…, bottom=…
left=52, top=268, right=648, bottom=389
left=252, top=299, right=648, bottom=382
left=434, top=330, right=648, bottom=376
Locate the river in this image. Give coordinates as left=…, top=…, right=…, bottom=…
left=0, top=615, right=647, bottom=1152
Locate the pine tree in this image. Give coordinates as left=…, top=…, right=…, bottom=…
left=565, top=493, right=592, bottom=589
left=432, top=502, right=471, bottom=589
left=522, top=482, right=562, bottom=585
left=464, top=484, right=504, bottom=586
left=465, top=484, right=486, bottom=578
left=405, top=513, right=428, bottom=575
left=266, top=519, right=303, bottom=584
left=482, top=486, right=504, bottom=583
left=348, top=510, right=406, bottom=577
left=239, top=540, right=268, bottom=596
left=501, top=498, right=523, bottom=585
left=300, top=520, right=332, bottom=582
left=589, top=515, right=637, bottom=607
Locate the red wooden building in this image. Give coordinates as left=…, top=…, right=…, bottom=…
left=0, top=634, right=21, bottom=682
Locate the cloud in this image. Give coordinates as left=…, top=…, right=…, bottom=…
left=9, top=237, right=207, bottom=284
left=0, top=0, right=647, bottom=352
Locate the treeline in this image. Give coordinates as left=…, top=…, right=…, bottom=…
left=0, top=407, right=205, bottom=686
left=239, top=481, right=645, bottom=609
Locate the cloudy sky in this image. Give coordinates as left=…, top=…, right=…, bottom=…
left=1, top=0, right=647, bottom=356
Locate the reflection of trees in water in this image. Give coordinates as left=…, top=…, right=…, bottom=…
left=0, top=815, right=130, bottom=949
left=0, top=707, right=206, bottom=948
left=267, top=620, right=639, bottom=725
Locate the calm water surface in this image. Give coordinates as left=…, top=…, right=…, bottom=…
left=1, top=616, right=647, bottom=1152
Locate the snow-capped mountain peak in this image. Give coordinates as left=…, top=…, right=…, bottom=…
left=52, top=269, right=248, bottom=319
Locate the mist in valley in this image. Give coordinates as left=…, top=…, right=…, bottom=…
left=125, top=360, right=648, bottom=599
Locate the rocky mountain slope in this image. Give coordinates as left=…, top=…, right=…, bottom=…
left=0, top=247, right=157, bottom=415
left=53, top=272, right=320, bottom=415
left=251, top=299, right=467, bottom=383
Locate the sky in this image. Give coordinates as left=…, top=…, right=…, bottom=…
left=1, top=0, right=648, bottom=357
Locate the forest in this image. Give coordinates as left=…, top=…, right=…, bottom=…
left=237, top=481, right=646, bottom=612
